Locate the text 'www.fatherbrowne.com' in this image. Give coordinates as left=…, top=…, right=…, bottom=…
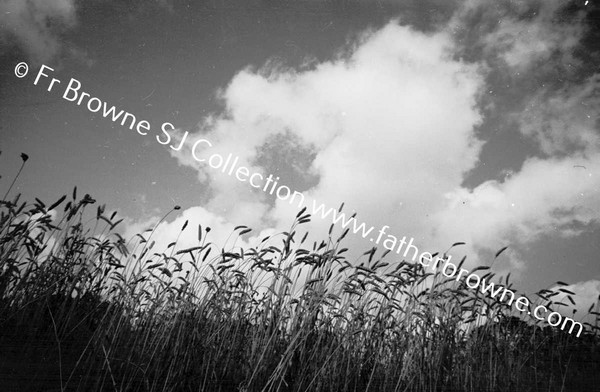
left=22, top=62, right=583, bottom=337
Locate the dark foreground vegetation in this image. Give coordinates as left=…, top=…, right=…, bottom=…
left=1, top=154, right=599, bottom=392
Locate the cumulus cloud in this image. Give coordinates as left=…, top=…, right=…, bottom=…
left=122, top=206, right=277, bottom=263
left=420, top=0, right=600, bottom=273
left=545, top=279, right=600, bottom=325
left=431, top=153, right=600, bottom=273
left=164, top=21, right=484, bottom=259
left=430, top=74, right=599, bottom=273
left=0, top=0, right=77, bottom=64
left=129, top=2, right=597, bottom=290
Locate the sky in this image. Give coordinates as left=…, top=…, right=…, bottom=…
left=1, top=0, right=599, bottom=321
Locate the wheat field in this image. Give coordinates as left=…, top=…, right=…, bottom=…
left=1, top=154, right=599, bottom=392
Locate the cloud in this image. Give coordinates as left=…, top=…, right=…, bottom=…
left=421, top=0, right=600, bottom=273
left=450, top=0, right=586, bottom=72
left=546, top=279, right=600, bottom=325
left=429, top=35, right=599, bottom=272
left=519, top=74, right=600, bottom=156
left=431, top=153, right=600, bottom=273
left=164, top=21, right=485, bottom=258
left=130, top=3, right=597, bottom=289
left=122, top=206, right=276, bottom=261
left=0, top=0, right=77, bottom=64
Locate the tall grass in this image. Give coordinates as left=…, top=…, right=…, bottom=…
left=0, top=154, right=599, bottom=392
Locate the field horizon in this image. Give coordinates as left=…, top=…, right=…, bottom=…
left=1, top=155, right=599, bottom=392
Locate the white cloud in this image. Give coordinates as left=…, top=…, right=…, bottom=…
left=431, top=153, right=600, bottom=273
left=519, top=74, right=600, bottom=155
left=0, top=0, right=77, bottom=64
left=545, top=279, right=600, bottom=325
left=483, top=18, right=582, bottom=72
left=165, top=21, right=485, bottom=260
left=417, top=0, right=600, bottom=273
left=430, top=68, right=599, bottom=271
left=450, top=0, right=585, bottom=71
left=132, top=7, right=598, bottom=287
left=122, top=206, right=276, bottom=261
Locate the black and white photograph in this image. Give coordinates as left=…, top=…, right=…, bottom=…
left=1, top=0, right=599, bottom=391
